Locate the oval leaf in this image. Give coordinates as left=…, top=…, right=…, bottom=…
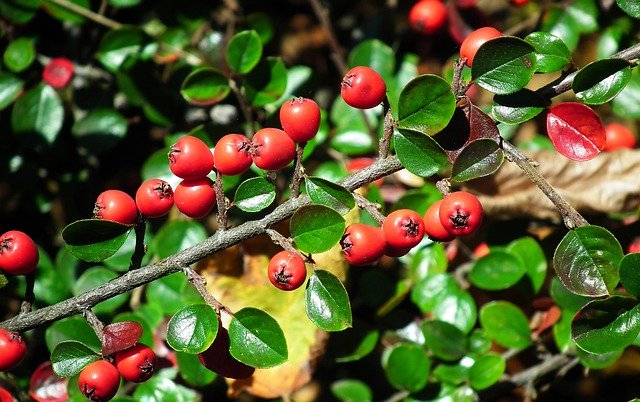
left=4, top=37, right=35, bottom=73
left=451, top=139, right=504, bottom=182
left=72, top=108, right=128, bottom=154
left=507, top=237, right=548, bottom=294
left=290, top=204, right=345, bottom=254
left=51, top=341, right=99, bottom=378
left=11, top=84, right=63, bottom=145
left=573, top=59, right=631, bottom=105
left=233, top=177, right=276, bottom=213
left=0, top=71, right=24, bottom=110
left=469, top=353, right=506, bottom=390
left=421, top=320, right=467, bottom=361
left=228, top=307, right=288, bottom=368
left=524, top=32, right=571, bottom=73
left=397, top=74, right=456, bottom=135
left=102, top=321, right=143, bottom=356
left=620, top=253, right=640, bottom=298
left=244, top=57, right=287, bottom=107
left=166, top=304, right=219, bottom=354
left=382, top=343, right=431, bottom=392
left=331, top=379, right=373, bottom=402
left=226, top=30, right=263, bottom=74
left=472, top=37, right=537, bottom=95
left=305, top=177, right=355, bottom=215
left=394, top=128, right=448, bottom=178
left=348, top=39, right=395, bottom=81
left=553, top=225, right=623, bottom=297
left=616, top=0, right=640, bottom=18
left=305, top=270, right=352, bottom=332
left=492, top=89, right=549, bottom=125
left=96, top=28, right=145, bottom=72
left=469, top=250, right=527, bottom=291
left=335, top=330, right=379, bottom=363
left=62, top=219, right=132, bottom=262
left=546, top=102, right=605, bottom=161
left=180, top=68, right=230, bottom=106
left=480, top=301, right=532, bottom=349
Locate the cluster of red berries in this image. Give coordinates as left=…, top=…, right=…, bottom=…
left=341, top=191, right=483, bottom=266
left=0, top=230, right=39, bottom=276
left=93, top=179, right=175, bottom=224
left=78, top=343, right=157, bottom=402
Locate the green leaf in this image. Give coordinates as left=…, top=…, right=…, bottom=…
left=133, top=371, right=198, bottom=401
left=613, top=68, right=640, bottom=119
left=421, top=320, right=467, bottom=361
left=469, top=329, right=492, bottom=354
left=45, top=316, right=101, bottom=353
left=382, top=343, right=431, bottom=392
left=492, top=89, right=549, bottom=125
left=553, top=225, right=623, bottom=297
left=305, top=177, right=355, bottom=215
left=51, top=341, right=99, bottom=378
left=72, top=108, right=128, bottom=154
left=572, top=296, right=640, bottom=354
left=335, top=330, right=379, bottom=363
left=97, top=28, right=146, bottom=72
left=228, top=307, right=288, bottom=368
left=104, top=227, right=151, bottom=272
left=433, top=362, right=469, bottom=385
left=151, top=220, right=207, bottom=259
left=524, top=32, right=571, bottom=73
left=620, top=253, right=640, bottom=297
left=109, top=0, right=140, bottom=7
left=34, top=247, right=72, bottom=305
left=11, top=84, right=64, bottom=146
left=166, top=304, right=218, bottom=354
left=233, top=177, right=276, bottom=213
left=331, top=379, right=372, bottom=402
left=393, top=128, right=448, bottom=178
left=306, top=270, right=352, bottom=331
left=176, top=351, right=217, bottom=387
left=290, top=205, right=345, bottom=254
left=573, top=59, right=632, bottom=105
left=146, top=272, right=201, bottom=315
left=244, top=12, right=274, bottom=44
left=330, top=129, right=376, bottom=156
left=0, top=0, right=40, bottom=24
left=180, top=68, right=230, bottom=106
left=74, top=267, right=128, bottom=314
left=408, top=242, right=448, bottom=281
left=469, top=353, right=506, bottom=390
left=411, top=273, right=457, bottom=313
left=550, top=277, right=590, bottom=312
left=617, top=0, right=640, bottom=18
left=348, top=39, right=395, bottom=82
left=469, top=251, right=526, bottom=291
left=4, top=37, right=35, bottom=72
left=451, top=139, right=504, bottom=182
left=480, top=301, right=532, bottom=349
left=433, top=287, right=477, bottom=334
left=0, top=71, right=24, bottom=110
left=226, top=30, right=263, bottom=74
left=507, top=237, right=547, bottom=294
left=576, top=347, right=624, bottom=369
left=397, top=74, right=456, bottom=135
left=62, top=219, right=131, bottom=262
left=472, top=37, right=537, bottom=95
left=244, top=56, right=287, bottom=107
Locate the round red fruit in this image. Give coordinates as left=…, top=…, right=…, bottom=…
left=439, top=191, right=483, bottom=236
left=408, top=0, right=448, bottom=35
left=605, top=123, right=636, bottom=151
left=42, top=57, right=74, bottom=89
left=213, top=134, right=253, bottom=175
left=0, top=387, right=13, bottom=402
left=168, top=135, right=214, bottom=180
left=0, top=231, right=39, bottom=276
left=340, top=223, right=386, bottom=266
left=279, top=97, right=321, bottom=143
left=115, top=343, right=157, bottom=383
left=174, top=177, right=216, bottom=219
left=78, top=360, right=120, bottom=402
left=268, top=250, right=307, bottom=291
left=135, top=179, right=174, bottom=218
left=0, top=329, right=26, bottom=371
left=94, top=190, right=138, bottom=225
left=383, top=209, right=425, bottom=249
left=251, top=128, right=297, bottom=171
left=341, top=66, right=387, bottom=109
left=460, top=27, right=502, bottom=67
left=423, top=200, right=455, bottom=242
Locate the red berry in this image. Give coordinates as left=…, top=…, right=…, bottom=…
left=29, top=361, right=68, bottom=402
left=0, top=329, right=26, bottom=371
left=268, top=250, right=307, bottom=291
left=0, top=231, right=39, bottom=276
left=512, top=0, right=529, bottom=5
left=439, top=191, right=483, bottom=236
left=460, top=27, right=502, bottom=67
left=94, top=190, right=138, bottom=225
left=423, top=200, right=455, bottom=242
left=383, top=209, right=426, bottom=249
left=135, top=179, right=174, bottom=218
left=340, top=223, right=386, bottom=266
left=408, top=0, right=448, bottom=35
left=341, top=66, right=387, bottom=109
left=251, top=128, right=297, bottom=171
left=168, top=135, right=214, bottom=180
left=115, top=343, right=157, bottom=383
left=279, top=97, right=321, bottom=143
left=213, top=134, right=253, bottom=175
left=174, top=177, right=216, bottom=219
left=42, top=57, right=74, bottom=89
left=78, top=360, right=120, bottom=402
left=605, top=123, right=636, bottom=151
left=0, top=387, right=13, bottom=402
left=198, top=325, right=255, bottom=379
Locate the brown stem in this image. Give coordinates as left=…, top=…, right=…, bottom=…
left=229, top=78, right=256, bottom=136
left=353, top=192, right=385, bottom=225
left=182, top=267, right=230, bottom=315
left=20, top=271, right=36, bottom=315
left=307, top=0, right=348, bottom=75
left=290, top=142, right=306, bottom=198
left=82, top=309, right=105, bottom=346
left=379, top=109, right=395, bottom=159
left=45, top=0, right=123, bottom=29
left=129, top=218, right=146, bottom=270
left=214, top=171, right=228, bottom=230
left=265, top=229, right=298, bottom=253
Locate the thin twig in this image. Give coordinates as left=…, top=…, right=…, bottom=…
left=353, top=192, right=385, bottom=225
left=20, top=271, right=36, bottom=315
left=45, top=0, right=123, bottom=29
left=229, top=78, right=257, bottom=136
left=265, top=229, right=298, bottom=253
left=214, top=171, right=228, bottom=230
left=128, top=218, right=146, bottom=270
left=379, top=109, right=395, bottom=159
left=82, top=309, right=105, bottom=346
left=307, top=0, right=348, bottom=75
left=290, top=142, right=306, bottom=198
left=182, top=267, right=230, bottom=315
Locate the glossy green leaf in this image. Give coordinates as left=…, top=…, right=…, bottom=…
left=540, top=7, right=580, bottom=51
left=97, top=28, right=146, bottom=72
left=244, top=56, right=287, bottom=107
left=469, top=251, right=527, bottom=290
left=348, top=39, right=395, bottom=82
left=62, top=219, right=131, bottom=262
left=617, top=0, right=640, bottom=18
left=421, top=320, right=467, bottom=361
left=51, top=341, right=99, bottom=378
left=432, top=362, right=469, bottom=385
left=573, top=59, right=632, bottom=105
left=613, top=68, right=640, bottom=119
left=393, top=187, right=441, bottom=217
left=553, top=307, right=574, bottom=353
left=469, top=353, right=505, bottom=390
left=433, top=287, right=477, bottom=334
left=335, top=330, right=379, bottom=363
left=228, top=307, right=288, bottom=368
left=43, top=0, right=89, bottom=23
left=0, top=0, right=39, bottom=24
left=103, top=227, right=151, bottom=272
left=451, top=139, right=504, bottom=182
left=492, top=89, right=549, bottom=125
left=472, top=37, right=537, bottom=95
left=133, top=372, right=197, bottom=401
left=233, top=177, right=276, bottom=213
left=151, top=220, right=207, bottom=259
left=524, top=32, right=571, bottom=73
left=306, top=270, right=352, bottom=331
left=72, top=108, right=128, bottom=154
left=553, top=225, right=623, bottom=297
left=480, top=301, right=532, bottom=349
left=330, top=128, right=376, bottom=156
left=382, top=343, right=431, bottom=392
left=397, top=74, right=456, bottom=135
left=180, top=68, right=230, bottom=106
left=305, top=177, right=355, bottom=215
left=166, top=304, right=218, bottom=354
left=620, top=253, right=640, bottom=297
left=146, top=272, right=201, bottom=315
left=409, top=243, right=447, bottom=282
left=4, top=37, right=35, bottom=72
left=507, top=237, right=547, bottom=294
left=469, top=329, right=492, bottom=354
left=45, top=316, right=101, bottom=353
left=226, top=30, right=263, bottom=74
left=550, top=277, right=590, bottom=312
left=290, top=205, right=345, bottom=254
left=109, top=0, right=140, bottom=7
left=572, top=296, right=640, bottom=354
left=331, top=379, right=372, bottom=402
left=597, top=19, right=631, bottom=59
left=566, top=0, right=599, bottom=33
left=576, top=347, right=624, bottom=369
left=394, top=128, right=448, bottom=178
left=176, top=351, right=217, bottom=387
left=11, top=84, right=64, bottom=145
left=74, top=267, right=128, bottom=314
left=244, top=12, right=274, bottom=44
left=0, top=71, right=23, bottom=110
left=34, top=247, right=72, bottom=305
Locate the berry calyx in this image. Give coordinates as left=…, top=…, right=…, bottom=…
left=383, top=209, right=426, bottom=249
left=340, top=223, right=386, bottom=266
left=279, top=97, right=321, bottom=143
left=93, top=190, right=138, bottom=225
left=460, top=27, right=502, bottom=67
left=341, top=66, right=387, bottom=109
left=408, top=0, right=448, bottom=35
left=78, top=360, right=120, bottom=402
left=268, top=250, right=307, bottom=291
left=251, top=128, right=297, bottom=171
left=0, top=329, right=27, bottom=371
left=115, top=343, right=157, bottom=383
left=135, top=179, right=174, bottom=218
left=42, top=57, right=74, bottom=89
left=174, top=177, right=216, bottom=219
left=423, top=200, right=456, bottom=242
left=439, top=191, right=483, bottom=236
left=605, top=122, right=636, bottom=151
left=213, top=134, right=253, bottom=176
left=0, top=231, right=39, bottom=275
left=167, top=135, right=214, bottom=180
